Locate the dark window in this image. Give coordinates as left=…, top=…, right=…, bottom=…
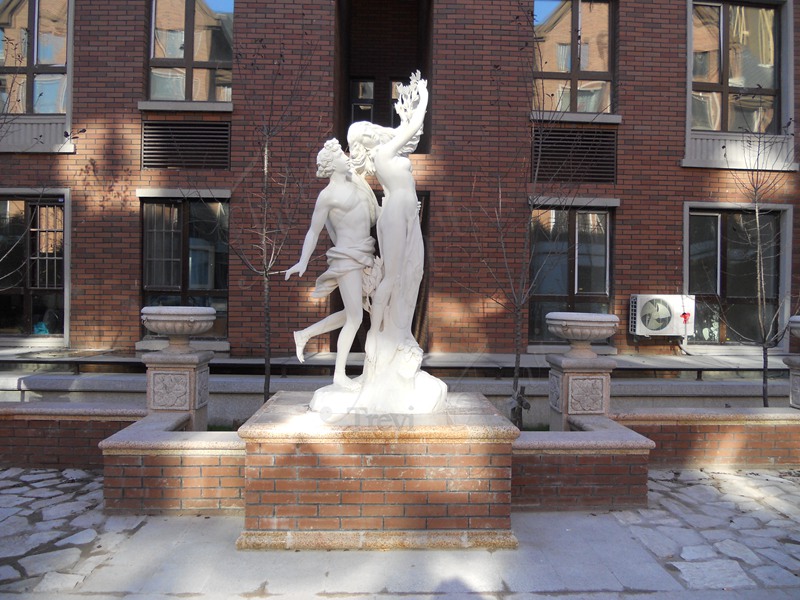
left=0, top=197, right=64, bottom=336
left=533, top=0, right=613, bottom=113
left=691, top=2, right=779, bottom=133
left=689, top=210, right=780, bottom=343
left=142, top=199, right=229, bottom=338
left=529, top=207, right=611, bottom=342
left=149, top=0, right=233, bottom=101
left=0, top=0, right=69, bottom=114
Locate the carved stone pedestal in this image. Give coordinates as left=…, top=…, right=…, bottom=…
left=143, top=350, right=212, bottom=432
left=547, top=354, right=616, bottom=431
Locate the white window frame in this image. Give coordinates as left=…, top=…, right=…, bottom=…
left=682, top=0, right=797, bottom=171
left=682, top=201, right=793, bottom=354
left=0, top=0, right=75, bottom=154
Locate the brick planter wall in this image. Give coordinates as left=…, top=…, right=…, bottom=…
left=511, top=416, right=654, bottom=510
left=616, top=408, right=800, bottom=468
left=99, top=412, right=246, bottom=514
left=103, top=452, right=246, bottom=514
left=0, top=404, right=144, bottom=469
left=512, top=453, right=651, bottom=510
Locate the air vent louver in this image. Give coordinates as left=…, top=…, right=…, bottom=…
left=533, top=127, right=616, bottom=183
left=142, top=122, right=231, bottom=170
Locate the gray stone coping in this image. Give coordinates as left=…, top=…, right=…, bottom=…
left=614, top=407, right=800, bottom=423
left=238, top=391, right=520, bottom=443
left=0, top=401, right=146, bottom=419
left=99, top=413, right=244, bottom=453
left=0, top=372, right=788, bottom=399
left=513, top=416, right=655, bottom=453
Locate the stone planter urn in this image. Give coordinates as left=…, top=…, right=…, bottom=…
left=141, top=306, right=216, bottom=352
left=140, top=306, right=216, bottom=431
left=545, top=312, right=619, bottom=431
left=546, top=312, right=619, bottom=358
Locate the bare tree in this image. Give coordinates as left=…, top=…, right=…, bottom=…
left=229, top=36, right=324, bottom=401
left=459, top=3, right=613, bottom=428
left=706, top=108, right=799, bottom=407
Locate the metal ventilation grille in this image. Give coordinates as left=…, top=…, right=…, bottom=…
left=142, top=122, right=231, bottom=170
left=533, top=127, right=616, bottom=183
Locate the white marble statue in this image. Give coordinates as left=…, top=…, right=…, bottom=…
left=290, top=73, right=446, bottom=415
left=285, top=139, right=381, bottom=390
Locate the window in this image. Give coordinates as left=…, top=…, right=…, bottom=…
left=689, top=210, right=780, bottom=344
left=142, top=198, right=229, bottom=337
left=692, top=2, right=778, bottom=133
left=529, top=207, right=612, bottom=342
left=0, top=196, right=65, bottom=337
left=149, top=0, right=234, bottom=102
left=533, top=0, right=613, bottom=113
left=0, top=0, right=68, bottom=114
left=684, top=1, right=794, bottom=169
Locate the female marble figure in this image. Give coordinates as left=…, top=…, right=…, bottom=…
left=284, top=139, right=380, bottom=390
left=347, top=72, right=428, bottom=359
left=340, top=72, right=445, bottom=413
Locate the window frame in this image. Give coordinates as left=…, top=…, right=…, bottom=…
left=690, top=1, right=780, bottom=134
left=683, top=201, right=793, bottom=353
left=0, top=188, right=70, bottom=347
left=528, top=197, right=617, bottom=346
left=683, top=0, right=795, bottom=170
left=0, top=0, right=74, bottom=153
left=532, top=0, right=616, bottom=116
left=148, top=0, right=233, bottom=103
left=138, top=189, right=230, bottom=344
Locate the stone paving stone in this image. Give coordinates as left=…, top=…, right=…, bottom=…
left=750, top=565, right=800, bottom=587
left=33, top=571, right=85, bottom=593
left=0, top=565, right=21, bottom=582
left=0, top=531, right=61, bottom=560
left=56, top=528, right=98, bottom=547
left=756, top=546, right=800, bottom=571
left=680, top=544, right=717, bottom=561
left=669, top=559, right=755, bottom=589
left=715, top=539, right=763, bottom=565
left=18, top=547, right=82, bottom=577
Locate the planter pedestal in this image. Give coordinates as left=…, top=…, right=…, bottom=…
left=143, top=349, right=213, bottom=431
left=546, top=354, right=616, bottom=431
left=545, top=312, right=619, bottom=431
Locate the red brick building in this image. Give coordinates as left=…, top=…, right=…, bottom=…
left=1, top=0, right=797, bottom=361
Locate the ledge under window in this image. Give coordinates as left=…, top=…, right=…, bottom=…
left=530, top=111, right=622, bottom=125
left=0, top=115, right=75, bottom=153
left=682, top=131, right=798, bottom=171
left=138, top=101, right=233, bottom=113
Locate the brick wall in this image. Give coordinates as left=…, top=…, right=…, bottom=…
left=620, top=420, right=800, bottom=468
left=512, top=453, right=650, bottom=510
left=103, top=453, right=245, bottom=514
left=3, top=1, right=798, bottom=356
left=0, top=416, right=138, bottom=469
left=243, top=440, right=512, bottom=533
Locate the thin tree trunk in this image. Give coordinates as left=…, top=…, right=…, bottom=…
left=762, top=344, right=769, bottom=408
left=264, top=273, right=271, bottom=401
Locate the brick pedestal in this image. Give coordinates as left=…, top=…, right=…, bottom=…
left=236, top=391, right=519, bottom=550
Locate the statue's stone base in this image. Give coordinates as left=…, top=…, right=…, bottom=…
left=236, top=391, right=519, bottom=550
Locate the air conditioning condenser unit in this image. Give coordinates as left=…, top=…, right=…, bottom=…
left=629, top=294, right=695, bottom=337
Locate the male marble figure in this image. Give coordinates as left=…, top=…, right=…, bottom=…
left=285, top=139, right=380, bottom=391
